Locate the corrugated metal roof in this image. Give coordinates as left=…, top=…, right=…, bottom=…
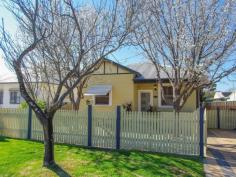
left=128, top=62, right=171, bottom=80
left=0, top=74, right=18, bottom=83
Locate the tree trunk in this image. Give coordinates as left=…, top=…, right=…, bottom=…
left=43, top=118, right=55, bottom=167
left=72, top=101, right=80, bottom=110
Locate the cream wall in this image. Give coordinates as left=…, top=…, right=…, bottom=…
left=79, top=74, right=135, bottom=112
left=133, top=83, right=197, bottom=112
left=78, top=59, right=136, bottom=112
left=69, top=60, right=198, bottom=112
left=79, top=78, right=197, bottom=112
left=181, top=90, right=197, bottom=112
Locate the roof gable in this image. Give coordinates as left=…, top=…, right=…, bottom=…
left=93, top=59, right=140, bottom=76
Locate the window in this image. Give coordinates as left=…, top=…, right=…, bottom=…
left=94, top=93, right=111, bottom=106
left=0, top=91, right=3, bottom=104
left=161, top=86, right=173, bottom=106
left=9, top=90, right=21, bottom=104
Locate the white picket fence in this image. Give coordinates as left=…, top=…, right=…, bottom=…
left=0, top=109, right=28, bottom=138
left=31, top=110, right=88, bottom=146
left=121, top=111, right=200, bottom=155
left=92, top=110, right=116, bottom=149
left=0, top=108, right=201, bottom=156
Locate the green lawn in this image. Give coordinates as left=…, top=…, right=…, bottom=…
left=0, top=136, right=204, bottom=177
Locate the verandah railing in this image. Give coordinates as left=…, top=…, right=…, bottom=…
left=0, top=106, right=204, bottom=156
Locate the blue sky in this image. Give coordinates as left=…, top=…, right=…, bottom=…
left=0, top=3, right=235, bottom=91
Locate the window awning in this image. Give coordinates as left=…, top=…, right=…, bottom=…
left=84, top=85, right=112, bottom=96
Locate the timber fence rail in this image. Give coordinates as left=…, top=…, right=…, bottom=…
left=0, top=106, right=204, bottom=156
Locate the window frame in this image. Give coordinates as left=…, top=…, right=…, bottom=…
left=93, top=91, right=112, bottom=106
left=158, top=86, right=174, bottom=108
left=9, top=90, right=21, bottom=104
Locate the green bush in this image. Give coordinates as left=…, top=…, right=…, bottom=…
left=20, top=100, right=46, bottom=110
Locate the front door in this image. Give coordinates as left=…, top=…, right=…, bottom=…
left=139, top=91, right=153, bottom=111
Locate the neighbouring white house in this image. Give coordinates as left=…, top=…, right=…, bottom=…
left=228, top=91, right=236, bottom=101
left=213, top=91, right=236, bottom=101
left=0, top=57, right=23, bottom=108
left=0, top=75, right=23, bottom=108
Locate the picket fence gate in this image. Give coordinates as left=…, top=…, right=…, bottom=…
left=0, top=106, right=204, bottom=156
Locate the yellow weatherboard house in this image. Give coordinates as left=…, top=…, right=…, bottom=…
left=78, top=59, right=199, bottom=112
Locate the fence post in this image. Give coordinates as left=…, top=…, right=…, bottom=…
left=27, top=107, right=32, bottom=139
left=217, top=107, right=220, bottom=129
left=116, top=106, right=121, bottom=150
left=88, top=105, right=92, bottom=147
left=199, top=106, right=204, bottom=159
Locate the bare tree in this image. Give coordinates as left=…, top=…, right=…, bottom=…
left=134, top=0, right=236, bottom=111
left=0, top=0, right=136, bottom=166
left=66, top=77, right=89, bottom=110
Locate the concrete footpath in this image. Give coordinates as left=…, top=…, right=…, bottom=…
left=204, top=129, right=236, bottom=177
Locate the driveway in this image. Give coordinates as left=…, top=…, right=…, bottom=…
left=204, top=129, right=236, bottom=177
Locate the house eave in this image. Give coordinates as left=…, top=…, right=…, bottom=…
left=133, top=78, right=170, bottom=83
left=0, top=82, right=19, bottom=84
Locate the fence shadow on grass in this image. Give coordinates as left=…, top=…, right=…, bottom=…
left=47, top=164, right=71, bottom=177
left=70, top=147, right=203, bottom=176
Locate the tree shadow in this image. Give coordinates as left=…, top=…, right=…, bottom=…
left=0, top=136, right=9, bottom=142
left=47, top=164, right=71, bottom=177
left=208, top=129, right=236, bottom=139
left=70, top=147, right=203, bottom=176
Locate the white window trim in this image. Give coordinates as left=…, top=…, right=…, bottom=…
left=93, top=91, right=112, bottom=106
left=158, top=86, right=173, bottom=108
left=138, top=90, right=153, bottom=111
